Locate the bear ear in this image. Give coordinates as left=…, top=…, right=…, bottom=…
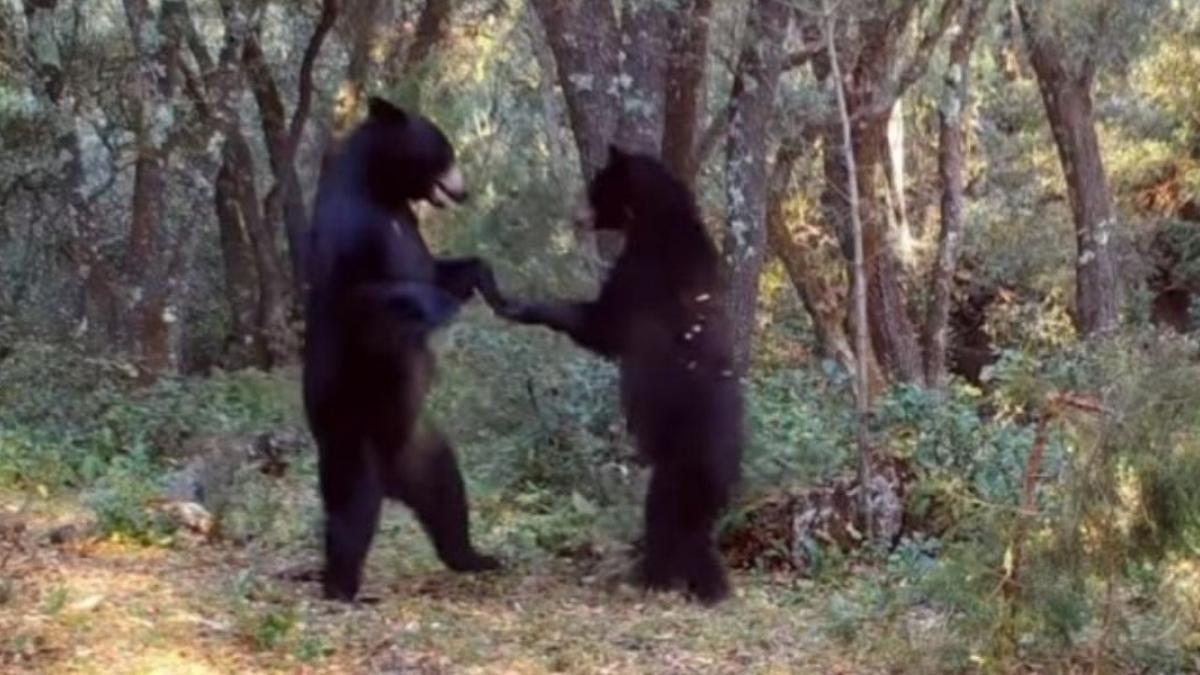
left=607, top=144, right=629, bottom=165
left=367, top=97, right=408, bottom=124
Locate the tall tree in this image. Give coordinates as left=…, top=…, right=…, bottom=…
left=722, top=0, right=790, bottom=372
left=814, top=0, right=962, bottom=383
left=660, top=0, right=714, bottom=184
left=240, top=0, right=337, bottom=293
left=925, top=0, right=989, bottom=387
left=122, top=0, right=186, bottom=377
left=20, top=0, right=123, bottom=343
left=1018, top=0, right=1120, bottom=336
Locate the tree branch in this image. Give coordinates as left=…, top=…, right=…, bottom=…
left=284, top=0, right=338, bottom=161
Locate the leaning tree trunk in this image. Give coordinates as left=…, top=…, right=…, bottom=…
left=1020, top=4, right=1120, bottom=336
left=925, top=0, right=988, bottom=388
left=766, top=142, right=862, bottom=379
left=722, top=0, right=789, bottom=373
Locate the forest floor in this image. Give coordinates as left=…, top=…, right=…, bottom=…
left=0, top=488, right=969, bottom=675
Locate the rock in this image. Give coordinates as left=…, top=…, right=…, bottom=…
left=69, top=594, right=104, bottom=612
left=158, top=501, right=214, bottom=536
left=159, top=431, right=308, bottom=510
left=47, top=524, right=86, bottom=546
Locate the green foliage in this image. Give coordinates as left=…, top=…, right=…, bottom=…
left=83, top=448, right=172, bottom=543
left=431, top=311, right=630, bottom=502
left=888, top=331, right=1200, bottom=664
left=742, top=367, right=856, bottom=486
left=0, top=341, right=304, bottom=491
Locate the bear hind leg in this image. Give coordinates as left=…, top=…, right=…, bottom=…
left=641, top=461, right=731, bottom=604
left=317, top=431, right=384, bottom=602
left=381, top=429, right=499, bottom=573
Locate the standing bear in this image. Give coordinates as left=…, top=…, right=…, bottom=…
left=303, top=98, right=502, bottom=602
left=491, top=147, right=743, bottom=604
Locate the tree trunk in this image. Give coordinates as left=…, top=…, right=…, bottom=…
left=529, top=0, right=621, bottom=180
left=925, top=0, right=987, bottom=388
left=660, top=0, right=712, bottom=184
left=614, top=0, right=669, bottom=155
left=404, top=0, right=452, bottom=71
left=766, top=143, right=859, bottom=378
left=332, top=0, right=385, bottom=135
left=224, top=132, right=292, bottom=368
left=822, top=118, right=925, bottom=384
left=823, top=0, right=873, bottom=539
left=240, top=29, right=312, bottom=292
left=722, top=0, right=789, bottom=373
left=122, top=0, right=185, bottom=379
left=1020, top=3, right=1121, bottom=336
left=215, top=153, right=260, bottom=367
left=22, top=0, right=123, bottom=343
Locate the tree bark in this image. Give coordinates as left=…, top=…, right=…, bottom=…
left=810, top=2, right=963, bottom=385
left=925, top=0, right=987, bottom=388
left=821, top=117, right=925, bottom=383
left=21, top=0, right=123, bottom=343
left=122, top=0, right=186, bottom=379
left=766, top=142, right=859, bottom=378
left=614, top=0, right=670, bottom=155
left=224, top=132, right=290, bottom=367
left=404, top=0, right=452, bottom=72
left=1020, top=2, right=1121, bottom=336
left=240, top=30, right=307, bottom=294
left=215, top=153, right=260, bottom=366
left=722, top=0, right=789, bottom=373
left=529, top=0, right=621, bottom=180
left=660, top=0, right=713, bottom=184
left=823, top=0, right=873, bottom=540
left=332, top=0, right=385, bottom=135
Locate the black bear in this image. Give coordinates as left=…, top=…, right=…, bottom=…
left=490, top=147, right=743, bottom=604
left=303, top=97, right=502, bottom=602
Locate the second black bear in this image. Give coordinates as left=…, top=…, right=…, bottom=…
left=492, top=147, right=743, bottom=603
left=304, top=98, right=502, bottom=602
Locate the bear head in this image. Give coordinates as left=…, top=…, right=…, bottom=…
left=354, top=97, right=467, bottom=212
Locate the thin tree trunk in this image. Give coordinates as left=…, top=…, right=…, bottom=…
left=240, top=30, right=307, bottom=294
left=222, top=133, right=290, bottom=367
left=812, top=0, right=961, bottom=385
left=925, top=0, right=987, bottom=388
left=1019, top=1, right=1120, bottom=336
left=215, top=153, right=259, bottom=366
left=240, top=0, right=336, bottom=295
left=722, top=0, right=789, bottom=373
left=823, top=0, right=873, bottom=540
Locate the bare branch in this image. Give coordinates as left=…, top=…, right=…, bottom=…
left=285, top=0, right=338, bottom=160
left=822, top=0, right=873, bottom=538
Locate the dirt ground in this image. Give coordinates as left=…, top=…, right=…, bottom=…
left=0, top=487, right=956, bottom=675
